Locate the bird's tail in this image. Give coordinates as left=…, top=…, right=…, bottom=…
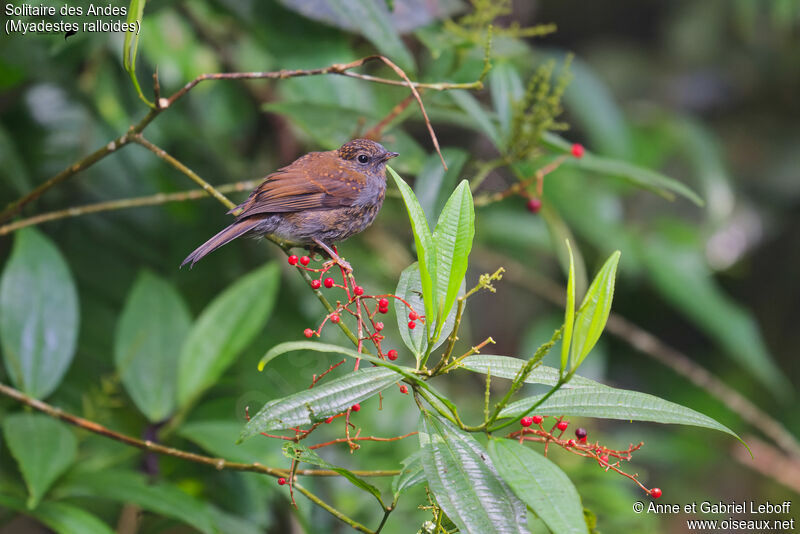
left=181, top=217, right=263, bottom=268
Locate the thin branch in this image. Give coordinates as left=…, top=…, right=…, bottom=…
left=474, top=248, right=800, bottom=459
left=293, top=482, right=375, bottom=534
left=0, top=382, right=399, bottom=479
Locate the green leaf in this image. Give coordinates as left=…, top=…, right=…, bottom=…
left=570, top=250, right=621, bottom=370
left=458, top=355, right=600, bottom=388
left=0, top=228, right=79, bottom=399
left=489, top=439, right=588, bottom=534
left=490, top=61, right=524, bottom=142
left=541, top=132, right=704, bottom=206
left=241, top=367, right=400, bottom=440
left=392, top=450, right=425, bottom=498
left=432, top=180, right=475, bottom=339
left=561, top=240, right=576, bottom=374
left=499, top=385, right=744, bottom=443
left=418, top=412, right=528, bottom=534
left=450, top=90, right=503, bottom=150
left=393, top=263, right=460, bottom=358
left=2, top=414, right=77, bottom=509
left=257, top=340, right=459, bottom=414
left=326, top=0, right=415, bottom=72
left=115, top=272, right=191, bottom=422
left=56, top=470, right=214, bottom=534
left=122, top=0, right=151, bottom=107
left=640, top=232, right=791, bottom=397
left=389, top=166, right=438, bottom=332
left=178, top=420, right=282, bottom=464
left=178, top=263, right=280, bottom=408
left=0, top=495, right=114, bottom=534
left=414, top=148, right=469, bottom=227
left=283, top=442, right=383, bottom=505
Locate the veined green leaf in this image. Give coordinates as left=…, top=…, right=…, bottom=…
left=241, top=367, right=400, bottom=440
left=2, top=414, right=77, bottom=509
left=283, top=443, right=383, bottom=505
left=389, top=167, right=438, bottom=333
left=0, top=228, right=79, bottom=399
left=432, top=180, right=474, bottom=340
left=392, top=450, right=425, bottom=499
left=570, top=251, right=620, bottom=370
left=55, top=470, right=214, bottom=534
left=115, top=271, right=191, bottom=422
left=419, top=412, right=528, bottom=534
left=123, top=0, right=151, bottom=106
left=541, top=132, right=703, bottom=206
left=561, top=240, right=576, bottom=374
left=498, top=385, right=744, bottom=445
left=458, top=355, right=600, bottom=388
left=177, top=263, right=279, bottom=408
left=0, top=495, right=114, bottom=534
left=489, top=439, right=588, bottom=534
left=393, top=263, right=461, bottom=359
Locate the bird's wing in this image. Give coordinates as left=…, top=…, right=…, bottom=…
left=232, top=153, right=366, bottom=218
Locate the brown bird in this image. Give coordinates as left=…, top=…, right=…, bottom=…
left=181, top=139, right=398, bottom=270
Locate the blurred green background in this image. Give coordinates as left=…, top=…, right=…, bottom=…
left=0, top=0, right=798, bottom=532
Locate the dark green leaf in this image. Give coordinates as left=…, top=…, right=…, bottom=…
left=56, top=470, right=214, bottom=534
left=432, top=180, right=474, bottom=339
left=178, top=263, right=280, bottom=408
left=0, top=494, right=114, bottom=534
left=561, top=240, right=576, bottom=373
left=241, top=367, right=400, bottom=440
left=2, top=414, right=77, bottom=508
left=570, top=251, right=620, bottom=369
left=489, top=439, right=588, bottom=534
left=115, top=271, right=191, bottom=422
left=0, top=228, right=79, bottom=399
left=499, top=385, right=744, bottom=444
left=283, top=443, right=383, bottom=505
left=458, top=355, right=600, bottom=388
left=389, top=167, right=439, bottom=331
left=419, top=412, right=528, bottom=534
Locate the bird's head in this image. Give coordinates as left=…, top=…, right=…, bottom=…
left=337, top=139, right=398, bottom=175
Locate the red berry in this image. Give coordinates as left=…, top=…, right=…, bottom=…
left=375, top=322, right=384, bottom=331
left=409, top=311, right=418, bottom=321
left=378, top=306, right=388, bottom=314
left=387, top=349, right=398, bottom=360
left=399, top=385, right=408, bottom=394
left=287, top=255, right=298, bottom=266
left=351, top=403, right=361, bottom=412
left=310, top=279, right=322, bottom=289
left=650, top=488, right=662, bottom=499
left=324, top=278, right=335, bottom=288
left=579, top=436, right=587, bottom=444
left=571, top=143, right=585, bottom=159
left=330, top=314, right=340, bottom=323
left=354, top=286, right=364, bottom=296
left=532, top=415, right=543, bottom=425
left=575, top=427, right=587, bottom=439
left=300, top=256, right=310, bottom=266
left=378, top=298, right=389, bottom=308
left=325, top=416, right=334, bottom=424
left=408, top=321, right=416, bottom=330
left=557, top=420, right=569, bottom=431
left=520, top=417, right=533, bottom=427
left=567, top=439, right=576, bottom=447
left=599, top=454, right=609, bottom=464
left=304, top=328, right=314, bottom=338
left=526, top=198, right=542, bottom=213
left=278, top=477, right=287, bottom=485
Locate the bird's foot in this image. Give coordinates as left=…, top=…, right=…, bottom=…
left=322, top=256, right=352, bottom=274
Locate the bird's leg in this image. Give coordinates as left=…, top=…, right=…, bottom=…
left=313, top=238, right=352, bottom=273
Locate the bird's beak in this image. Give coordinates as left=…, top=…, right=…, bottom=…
left=382, top=152, right=399, bottom=161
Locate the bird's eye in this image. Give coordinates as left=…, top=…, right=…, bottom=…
left=357, top=154, right=369, bottom=164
